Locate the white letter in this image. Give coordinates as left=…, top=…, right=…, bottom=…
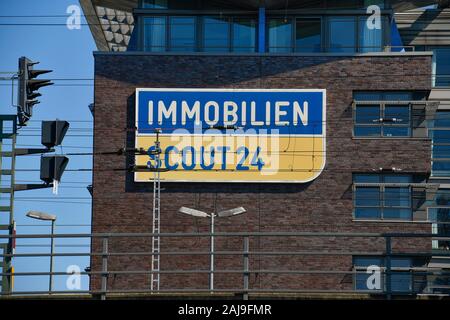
left=266, top=102, right=271, bottom=125
left=66, top=265, right=81, bottom=290
left=251, top=101, right=264, bottom=126
left=158, top=100, right=177, bottom=125
left=275, top=101, right=290, bottom=126
left=181, top=101, right=200, bottom=125
left=224, top=101, right=238, bottom=125
left=148, top=101, right=153, bottom=125
left=293, top=101, right=308, bottom=126
left=241, top=101, right=247, bottom=126
left=204, top=101, right=219, bottom=126
left=66, top=5, right=81, bottom=30
left=366, top=5, right=381, bottom=30
left=366, top=265, right=381, bottom=290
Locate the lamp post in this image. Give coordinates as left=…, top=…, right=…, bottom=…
left=178, top=206, right=246, bottom=292
left=26, top=211, right=57, bottom=293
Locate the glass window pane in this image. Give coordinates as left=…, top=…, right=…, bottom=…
left=383, top=208, right=412, bottom=220
left=268, top=19, right=292, bottom=53
left=355, top=208, right=381, bottom=219
left=359, top=16, right=383, bottom=53
left=385, top=105, right=410, bottom=125
left=434, top=112, right=450, bottom=128
left=295, top=18, right=321, bottom=52
left=354, top=174, right=381, bottom=183
left=391, top=273, right=412, bottom=292
left=383, top=175, right=412, bottom=183
left=355, top=187, right=381, bottom=206
left=383, top=127, right=410, bottom=137
left=354, top=92, right=382, bottom=101
left=204, top=17, right=229, bottom=52
left=433, top=145, right=450, bottom=159
left=329, top=17, right=356, bottom=53
left=383, top=92, right=412, bottom=100
left=142, top=0, right=168, bottom=9
left=432, top=130, right=450, bottom=143
left=432, top=161, right=450, bottom=176
left=385, top=187, right=411, bottom=207
left=433, top=48, right=450, bottom=87
left=170, top=17, right=196, bottom=52
left=435, top=191, right=450, bottom=206
left=144, top=17, right=166, bottom=52
left=354, top=126, right=381, bottom=137
left=354, top=257, right=384, bottom=267
left=232, top=19, right=256, bottom=52
left=355, top=105, right=380, bottom=124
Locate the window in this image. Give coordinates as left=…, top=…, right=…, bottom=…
left=232, top=18, right=256, bottom=52
left=354, top=256, right=415, bottom=293
left=203, top=17, right=230, bottom=52
left=169, top=17, right=196, bottom=51
left=329, top=17, right=357, bottom=53
left=432, top=48, right=450, bottom=87
left=353, top=174, right=413, bottom=220
left=142, top=0, right=168, bottom=9
left=143, top=17, right=166, bottom=52
left=353, top=92, right=416, bottom=137
left=295, top=18, right=321, bottom=52
left=432, top=112, right=450, bottom=177
left=268, top=18, right=292, bottom=53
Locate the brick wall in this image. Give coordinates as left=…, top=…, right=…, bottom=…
left=91, top=53, right=432, bottom=293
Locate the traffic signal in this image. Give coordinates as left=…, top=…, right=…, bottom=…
left=17, top=57, right=53, bottom=126
left=40, top=155, right=69, bottom=185
left=41, top=120, right=70, bottom=149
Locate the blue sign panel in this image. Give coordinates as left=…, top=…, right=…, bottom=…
left=137, top=89, right=325, bottom=136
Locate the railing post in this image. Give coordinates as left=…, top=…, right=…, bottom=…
left=101, top=237, right=108, bottom=300
left=243, top=236, right=249, bottom=300
left=385, top=236, right=392, bottom=300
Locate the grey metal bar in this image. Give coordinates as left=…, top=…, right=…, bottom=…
left=243, top=236, right=249, bottom=301
left=385, top=237, right=392, bottom=300
left=0, top=231, right=448, bottom=239
left=101, top=237, right=108, bottom=301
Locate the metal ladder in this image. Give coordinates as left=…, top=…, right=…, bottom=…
left=150, top=129, right=161, bottom=292
left=0, top=115, right=17, bottom=294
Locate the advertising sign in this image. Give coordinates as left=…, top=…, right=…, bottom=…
left=135, top=88, right=326, bottom=183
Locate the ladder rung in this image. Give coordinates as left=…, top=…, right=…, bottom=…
left=0, top=206, right=11, bottom=212
left=0, top=170, right=12, bottom=176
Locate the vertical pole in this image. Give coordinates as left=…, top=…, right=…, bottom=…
left=49, top=220, right=55, bottom=293
left=243, top=236, right=249, bottom=300
left=210, top=213, right=214, bottom=293
left=101, top=237, right=108, bottom=300
left=385, top=236, right=392, bottom=300
left=258, top=7, right=266, bottom=53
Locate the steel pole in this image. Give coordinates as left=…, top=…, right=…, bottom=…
left=49, top=220, right=55, bottom=293
left=210, top=214, right=214, bottom=292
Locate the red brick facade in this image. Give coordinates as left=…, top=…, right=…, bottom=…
left=91, top=52, right=433, bottom=293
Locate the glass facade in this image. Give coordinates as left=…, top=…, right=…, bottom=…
left=268, top=19, right=292, bottom=53
left=295, top=18, right=322, bottom=52
left=232, top=19, right=257, bottom=52
left=353, top=174, right=413, bottom=220
left=329, top=17, right=357, bottom=53
left=169, top=17, right=196, bottom=51
left=431, top=112, right=450, bottom=177
left=204, top=17, right=230, bottom=52
left=432, top=48, right=450, bottom=87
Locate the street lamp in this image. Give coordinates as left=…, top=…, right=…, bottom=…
left=178, top=206, right=246, bottom=292
left=26, top=211, right=57, bottom=293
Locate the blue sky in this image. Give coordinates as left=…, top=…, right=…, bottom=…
left=0, top=0, right=96, bottom=292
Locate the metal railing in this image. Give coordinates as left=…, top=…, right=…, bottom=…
left=0, top=231, right=450, bottom=300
